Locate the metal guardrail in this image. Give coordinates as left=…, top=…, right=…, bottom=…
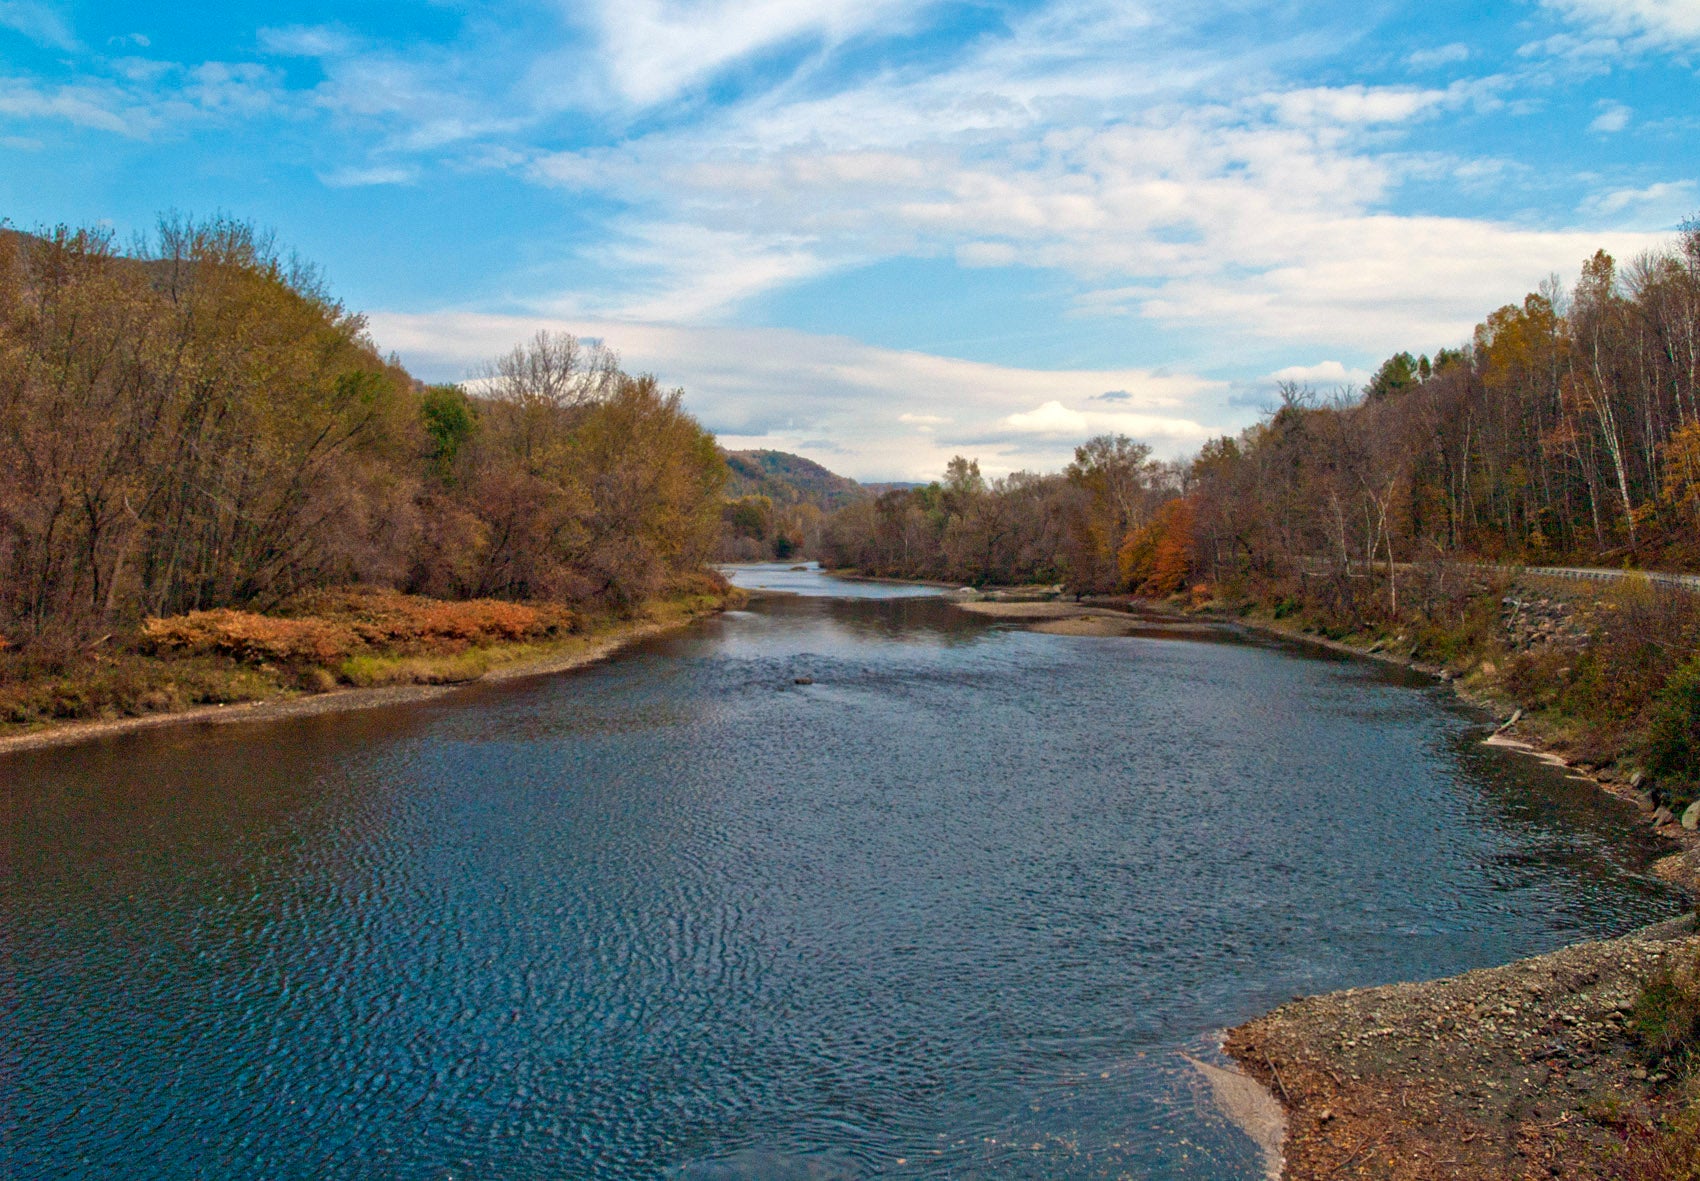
left=1299, top=558, right=1700, bottom=594
left=1456, top=563, right=1700, bottom=593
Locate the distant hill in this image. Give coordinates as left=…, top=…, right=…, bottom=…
left=723, top=450, right=867, bottom=513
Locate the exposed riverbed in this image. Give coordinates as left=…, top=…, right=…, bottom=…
left=2, top=564, right=1684, bottom=1179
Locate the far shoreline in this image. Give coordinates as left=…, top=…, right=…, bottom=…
left=0, top=600, right=732, bottom=759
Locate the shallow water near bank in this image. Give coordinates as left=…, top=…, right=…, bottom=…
left=3, top=564, right=1683, bottom=1179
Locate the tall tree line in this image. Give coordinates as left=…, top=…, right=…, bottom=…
left=1188, top=222, right=1700, bottom=613
left=0, top=219, right=726, bottom=645
left=822, top=221, right=1700, bottom=605
left=821, top=446, right=1182, bottom=591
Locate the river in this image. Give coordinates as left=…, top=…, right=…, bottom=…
left=2, top=564, right=1683, bottom=1178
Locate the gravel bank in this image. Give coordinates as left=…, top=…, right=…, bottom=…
left=1226, top=914, right=1698, bottom=1179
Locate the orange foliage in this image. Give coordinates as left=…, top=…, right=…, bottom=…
left=1662, top=421, right=1700, bottom=528
left=1118, top=498, right=1195, bottom=597
left=141, top=589, right=577, bottom=666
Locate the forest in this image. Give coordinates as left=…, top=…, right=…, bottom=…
left=824, top=220, right=1700, bottom=602
left=0, top=219, right=728, bottom=670
left=821, top=219, right=1700, bottom=796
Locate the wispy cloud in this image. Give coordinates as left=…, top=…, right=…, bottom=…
left=579, top=0, right=937, bottom=108
left=1265, top=360, right=1373, bottom=388
left=1541, top=0, right=1700, bottom=50
left=1580, top=179, right=1699, bottom=222
left=1589, top=99, right=1633, bottom=132
left=0, top=1, right=75, bottom=50
left=2, top=0, right=1693, bottom=470
left=368, top=309, right=1223, bottom=478
left=1406, top=43, right=1470, bottom=69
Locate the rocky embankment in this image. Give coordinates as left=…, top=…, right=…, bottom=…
left=1226, top=914, right=1699, bottom=1180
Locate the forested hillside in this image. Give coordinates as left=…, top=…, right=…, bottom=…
left=0, top=219, right=727, bottom=651
left=719, top=449, right=866, bottom=560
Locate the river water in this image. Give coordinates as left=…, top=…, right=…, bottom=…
left=2, top=565, right=1683, bottom=1179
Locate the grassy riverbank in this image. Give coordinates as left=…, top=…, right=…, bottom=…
left=0, top=579, right=741, bottom=752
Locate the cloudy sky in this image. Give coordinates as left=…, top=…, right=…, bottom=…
left=2, top=1, right=1696, bottom=478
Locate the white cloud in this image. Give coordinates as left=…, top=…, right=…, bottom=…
left=257, top=25, right=356, bottom=58
left=0, top=1, right=75, bottom=50
left=504, top=15, right=1636, bottom=356
left=1589, top=100, right=1632, bottom=132
left=1262, top=84, right=1459, bottom=126
left=319, top=163, right=417, bottom=187
left=580, top=0, right=935, bottom=108
left=0, top=75, right=138, bottom=134
left=555, top=223, right=840, bottom=322
left=1580, top=179, right=1699, bottom=221
left=0, top=58, right=284, bottom=137
left=1541, top=0, right=1700, bottom=48
left=367, top=310, right=1223, bottom=478
left=1265, top=360, right=1373, bottom=387
left=1407, top=43, right=1471, bottom=69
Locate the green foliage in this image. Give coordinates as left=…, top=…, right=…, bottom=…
left=1648, top=656, right=1700, bottom=789
left=1365, top=351, right=1419, bottom=400
left=421, top=384, right=477, bottom=476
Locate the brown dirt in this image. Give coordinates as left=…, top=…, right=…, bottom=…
left=1226, top=915, right=1699, bottom=1180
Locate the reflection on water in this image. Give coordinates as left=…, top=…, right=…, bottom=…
left=2, top=577, right=1683, bottom=1180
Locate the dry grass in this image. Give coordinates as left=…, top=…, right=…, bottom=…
left=1, top=584, right=724, bottom=735
left=142, top=589, right=578, bottom=665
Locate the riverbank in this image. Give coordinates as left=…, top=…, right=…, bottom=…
left=1225, top=914, right=1700, bottom=1180
left=947, top=581, right=1700, bottom=881
left=0, top=587, right=740, bottom=756
left=1188, top=599, right=1700, bottom=894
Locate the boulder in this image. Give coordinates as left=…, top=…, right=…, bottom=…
left=1683, top=801, right=1699, bottom=831
left=1653, top=806, right=1675, bottom=826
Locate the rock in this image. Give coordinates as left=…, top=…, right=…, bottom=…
left=1630, top=770, right=1645, bottom=789
left=1683, top=800, right=1700, bottom=831
left=1653, top=806, right=1675, bottom=826
left=1637, top=792, right=1658, bottom=813
left=793, top=676, right=813, bottom=685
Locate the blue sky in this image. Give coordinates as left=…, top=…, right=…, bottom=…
left=2, top=0, right=1696, bottom=478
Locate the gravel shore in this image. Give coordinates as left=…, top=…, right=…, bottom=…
left=1226, top=914, right=1698, bottom=1179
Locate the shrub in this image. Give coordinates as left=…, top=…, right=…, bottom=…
left=140, top=610, right=358, bottom=665
left=153, top=613, right=340, bottom=663
left=1610, top=1109, right=1700, bottom=1181
left=142, top=590, right=578, bottom=668
left=1648, top=657, right=1700, bottom=793
left=1632, top=948, right=1700, bottom=1069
